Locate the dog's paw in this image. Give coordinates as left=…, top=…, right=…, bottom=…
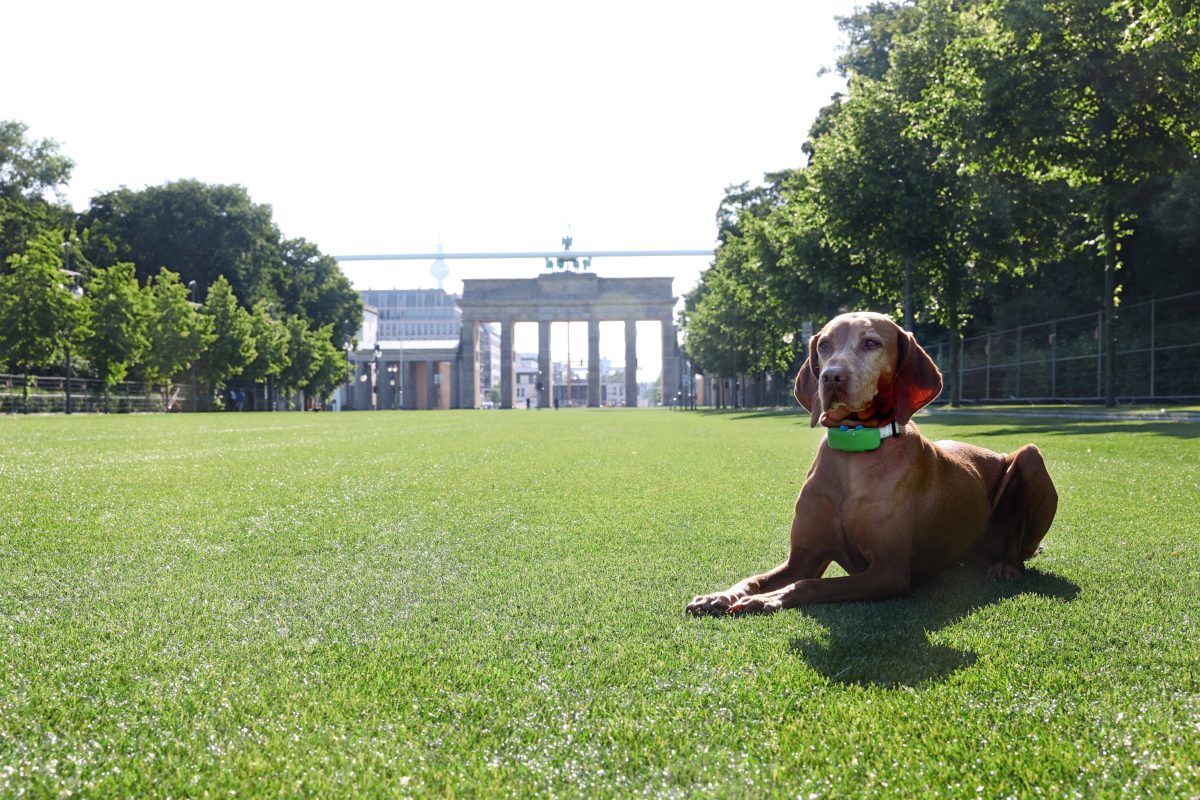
left=726, top=593, right=783, bottom=615
left=686, top=592, right=737, bottom=616
left=986, top=562, right=1023, bottom=581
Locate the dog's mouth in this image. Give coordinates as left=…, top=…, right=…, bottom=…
left=820, top=385, right=886, bottom=427
left=820, top=404, right=855, bottom=426
left=820, top=398, right=856, bottom=426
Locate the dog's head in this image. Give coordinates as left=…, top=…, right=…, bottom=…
left=794, top=312, right=943, bottom=428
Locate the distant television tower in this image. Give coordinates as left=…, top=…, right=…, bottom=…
left=430, top=242, right=450, bottom=290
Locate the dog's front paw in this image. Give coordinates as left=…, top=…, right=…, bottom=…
left=726, top=593, right=783, bottom=615
left=686, top=591, right=738, bottom=616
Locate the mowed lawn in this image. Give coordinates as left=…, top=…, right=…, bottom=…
left=1, top=408, right=1197, bottom=798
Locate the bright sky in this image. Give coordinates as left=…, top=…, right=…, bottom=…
left=9, top=0, right=856, bottom=378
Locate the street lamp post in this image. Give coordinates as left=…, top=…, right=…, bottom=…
left=386, top=361, right=399, bottom=409
left=188, top=280, right=198, bottom=412
left=61, top=242, right=82, bottom=415
left=342, top=341, right=354, bottom=411
left=373, top=343, right=381, bottom=410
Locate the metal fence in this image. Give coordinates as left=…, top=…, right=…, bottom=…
left=0, top=374, right=176, bottom=414
left=924, top=291, right=1200, bottom=403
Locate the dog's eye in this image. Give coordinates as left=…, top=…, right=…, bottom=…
left=862, top=339, right=881, bottom=351
left=817, top=340, right=831, bottom=353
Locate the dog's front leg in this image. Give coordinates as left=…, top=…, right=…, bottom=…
left=685, top=562, right=795, bottom=616
left=686, top=496, right=835, bottom=618
left=727, top=563, right=910, bottom=614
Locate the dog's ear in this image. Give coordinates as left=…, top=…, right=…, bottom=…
left=794, top=334, right=822, bottom=427
left=892, top=329, right=943, bottom=424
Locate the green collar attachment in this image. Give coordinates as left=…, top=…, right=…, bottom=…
left=826, top=421, right=900, bottom=452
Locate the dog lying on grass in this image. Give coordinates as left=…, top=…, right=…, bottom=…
left=687, top=312, right=1058, bottom=616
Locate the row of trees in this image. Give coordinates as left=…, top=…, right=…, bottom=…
left=682, top=0, right=1200, bottom=405
left=0, top=121, right=363, bottom=409
left=0, top=229, right=349, bottom=409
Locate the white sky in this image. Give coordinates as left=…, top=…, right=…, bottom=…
left=8, top=0, right=856, bottom=378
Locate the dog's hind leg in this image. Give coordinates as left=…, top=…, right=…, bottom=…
left=985, top=444, right=1058, bottom=580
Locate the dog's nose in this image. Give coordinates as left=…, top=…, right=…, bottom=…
left=821, top=367, right=845, bottom=387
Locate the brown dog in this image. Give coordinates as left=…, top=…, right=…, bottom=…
left=686, top=312, right=1058, bottom=615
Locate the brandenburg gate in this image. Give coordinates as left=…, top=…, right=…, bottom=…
left=456, top=271, right=680, bottom=409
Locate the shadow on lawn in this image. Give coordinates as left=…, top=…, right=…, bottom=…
left=788, top=566, right=1080, bottom=689
left=923, top=414, right=1200, bottom=439
left=699, top=408, right=1200, bottom=438
left=697, top=408, right=803, bottom=421
left=921, top=412, right=1195, bottom=438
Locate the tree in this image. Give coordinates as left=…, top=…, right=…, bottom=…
left=801, top=0, right=1082, bottom=402
left=272, top=316, right=351, bottom=408
left=914, top=0, right=1200, bottom=404
left=243, top=299, right=290, bottom=408
left=81, top=180, right=282, bottom=308
left=277, top=315, right=320, bottom=407
left=0, top=120, right=75, bottom=266
left=80, top=180, right=362, bottom=346
left=141, top=268, right=214, bottom=408
left=0, top=230, right=83, bottom=408
left=79, top=261, right=148, bottom=395
left=196, top=275, right=256, bottom=406
left=0, top=121, right=74, bottom=201
left=304, top=324, right=351, bottom=404
left=685, top=181, right=794, bottom=401
left=684, top=174, right=858, bottom=404
left=275, top=238, right=362, bottom=346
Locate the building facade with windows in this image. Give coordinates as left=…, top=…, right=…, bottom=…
left=362, top=289, right=461, bottom=341
left=353, top=289, right=499, bottom=404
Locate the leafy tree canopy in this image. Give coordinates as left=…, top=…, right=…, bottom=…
left=0, top=229, right=82, bottom=374
left=0, top=121, right=75, bottom=270
left=80, top=180, right=361, bottom=347
left=80, top=261, right=148, bottom=388
left=141, top=267, right=214, bottom=390
left=196, top=275, right=256, bottom=389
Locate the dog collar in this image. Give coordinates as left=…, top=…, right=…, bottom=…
left=826, top=421, right=901, bottom=452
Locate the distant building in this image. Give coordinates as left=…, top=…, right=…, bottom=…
left=356, top=288, right=499, bottom=397
left=603, top=370, right=627, bottom=407
left=360, top=304, right=379, bottom=349
left=515, top=353, right=540, bottom=408
left=363, top=288, right=460, bottom=341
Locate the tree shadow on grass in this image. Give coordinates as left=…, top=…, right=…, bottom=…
left=694, top=408, right=808, bottom=423
left=788, top=566, right=1080, bottom=689
left=699, top=408, right=1200, bottom=438
left=920, top=414, right=1200, bottom=439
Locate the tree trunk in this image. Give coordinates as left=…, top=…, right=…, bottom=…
left=946, top=315, right=961, bottom=407
left=1101, top=197, right=1118, bottom=407
left=904, top=260, right=914, bottom=331
left=945, top=273, right=963, bottom=407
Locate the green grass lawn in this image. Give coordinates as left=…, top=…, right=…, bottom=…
left=1, top=409, right=1197, bottom=798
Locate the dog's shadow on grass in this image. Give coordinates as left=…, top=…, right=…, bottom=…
left=788, top=567, right=1079, bottom=688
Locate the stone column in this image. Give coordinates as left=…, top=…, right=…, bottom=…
left=436, top=361, right=451, bottom=409
left=661, top=315, right=681, bottom=407
left=624, top=318, right=638, bottom=408
left=587, top=317, right=601, bottom=407
left=500, top=318, right=516, bottom=409
left=538, top=319, right=552, bottom=410
left=458, top=320, right=479, bottom=409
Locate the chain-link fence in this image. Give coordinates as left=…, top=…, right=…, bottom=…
left=924, top=291, right=1200, bottom=403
